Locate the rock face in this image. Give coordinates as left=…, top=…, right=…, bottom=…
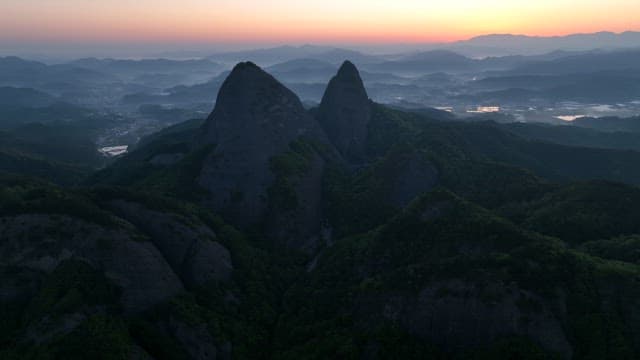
left=106, top=200, right=233, bottom=289
left=197, top=62, right=327, bottom=228
left=0, top=214, right=184, bottom=313
left=316, top=61, right=372, bottom=163
left=265, top=149, right=328, bottom=253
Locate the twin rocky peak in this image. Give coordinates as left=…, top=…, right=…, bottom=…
left=195, top=60, right=374, bottom=251
left=199, top=60, right=371, bottom=162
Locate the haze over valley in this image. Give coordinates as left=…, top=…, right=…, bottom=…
left=3, top=31, right=640, bottom=157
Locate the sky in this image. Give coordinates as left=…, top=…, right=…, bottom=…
left=1, top=0, right=639, bottom=57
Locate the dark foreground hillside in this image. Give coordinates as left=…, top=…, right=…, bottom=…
left=1, top=61, right=640, bottom=359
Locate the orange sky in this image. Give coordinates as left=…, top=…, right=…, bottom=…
left=1, top=0, right=639, bottom=45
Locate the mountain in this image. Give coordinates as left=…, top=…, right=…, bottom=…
left=66, top=61, right=640, bottom=359
left=442, top=31, right=640, bottom=57
left=502, top=122, right=640, bottom=152
left=468, top=51, right=640, bottom=103
left=0, top=87, right=56, bottom=107
left=572, top=116, right=640, bottom=133
left=0, top=56, right=133, bottom=107
left=0, top=101, right=116, bottom=130
left=0, top=120, right=106, bottom=185
left=0, top=56, right=226, bottom=108
left=0, top=56, right=47, bottom=79
left=474, top=73, right=595, bottom=90
left=312, top=48, right=382, bottom=65
left=461, top=71, right=640, bottom=103
left=0, top=122, right=103, bottom=166
left=122, top=60, right=412, bottom=107
left=68, top=57, right=224, bottom=84
left=0, top=56, right=116, bottom=87
left=70, top=58, right=221, bottom=75
left=399, top=49, right=473, bottom=64
left=209, top=45, right=332, bottom=64
left=208, top=45, right=381, bottom=66
left=278, top=184, right=640, bottom=359
left=0, top=177, right=271, bottom=359
left=0, top=99, right=113, bottom=184
left=122, top=71, right=230, bottom=107
left=267, top=59, right=336, bottom=73
left=508, top=49, right=640, bottom=75
left=266, top=59, right=338, bottom=84
left=316, top=61, right=372, bottom=163
left=363, top=49, right=576, bottom=76
left=417, top=120, right=640, bottom=185
left=368, top=50, right=475, bottom=75
left=197, top=62, right=336, bottom=251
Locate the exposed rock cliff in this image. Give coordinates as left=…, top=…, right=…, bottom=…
left=0, top=214, right=183, bottom=313
left=197, top=62, right=334, bottom=251
left=197, top=62, right=327, bottom=226
left=106, top=199, right=233, bottom=289
left=316, top=61, right=372, bottom=163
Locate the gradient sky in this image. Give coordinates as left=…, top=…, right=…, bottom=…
left=1, top=0, right=639, bottom=56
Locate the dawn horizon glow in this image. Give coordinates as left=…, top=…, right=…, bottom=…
left=2, top=0, right=640, bottom=47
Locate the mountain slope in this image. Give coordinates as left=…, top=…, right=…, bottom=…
left=445, top=31, right=640, bottom=56
left=0, top=176, right=281, bottom=359
left=76, top=61, right=640, bottom=359
left=502, top=122, right=640, bottom=152
left=196, top=62, right=334, bottom=250
left=316, top=61, right=372, bottom=163
left=276, top=189, right=640, bottom=358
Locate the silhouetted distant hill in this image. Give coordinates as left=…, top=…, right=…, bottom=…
left=0, top=101, right=114, bottom=130
left=208, top=45, right=382, bottom=66
left=441, top=31, right=640, bottom=57
left=502, top=122, right=640, bottom=151
left=266, top=59, right=338, bottom=83
left=363, top=49, right=609, bottom=75
left=266, top=58, right=335, bottom=73
left=464, top=73, right=640, bottom=103
left=69, top=57, right=223, bottom=82
left=0, top=56, right=116, bottom=87
left=368, top=50, right=475, bottom=74
left=508, top=49, right=640, bottom=74
left=0, top=87, right=56, bottom=107
left=572, top=116, right=640, bottom=133
left=0, top=120, right=106, bottom=184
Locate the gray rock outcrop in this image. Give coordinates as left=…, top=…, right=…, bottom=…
left=0, top=214, right=183, bottom=313
left=197, top=62, right=327, bottom=228
left=106, top=199, right=233, bottom=289
left=316, top=61, right=372, bottom=163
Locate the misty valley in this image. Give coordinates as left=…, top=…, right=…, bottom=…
left=4, top=38, right=640, bottom=159
left=1, top=33, right=640, bottom=360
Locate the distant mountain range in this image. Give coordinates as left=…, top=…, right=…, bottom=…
left=3, top=32, right=640, bottom=114
left=436, top=31, right=640, bottom=57
left=207, top=45, right=382, bottom=66
left=203, top=31, right=640, bottom=64
left=3, top=30, right=639, bottom=60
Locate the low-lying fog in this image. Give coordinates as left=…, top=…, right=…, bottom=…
left=1, top=42, right=640, bottom=157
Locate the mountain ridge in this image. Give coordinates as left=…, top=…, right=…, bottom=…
left=32, top=59, right=640, bottom=359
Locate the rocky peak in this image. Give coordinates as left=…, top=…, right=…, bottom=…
left=199, top=61, right=313, bottom=145
left=334, top=60, right=361, bottom=82
left=317, top=60, right=371, bottom=163
left=197, top=62, right=326, bottom=229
